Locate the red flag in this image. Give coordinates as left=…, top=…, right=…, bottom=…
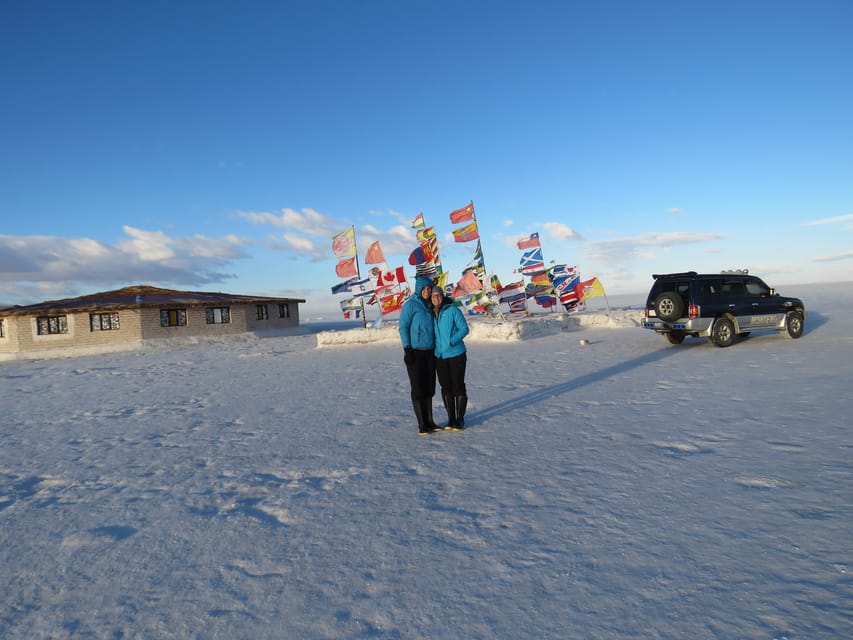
left=457, top=270, right=483, bottom=294
left=451, top=221, right=479, bottom=243
left=375, top=266, right=407, bottom=289
left=380, top=291, right=406, bottom=315
left=335, top=257, right=358, bottom=277
left=449, top=203, right=475, bottom=224
left=364, top=241, right=385, bottom=264
left=408, top=241, right=434, bottom=265
left=516, top=232, right=540, bottom=250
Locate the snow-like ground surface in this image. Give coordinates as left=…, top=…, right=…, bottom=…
left=1, top=285, right=851, bottom=639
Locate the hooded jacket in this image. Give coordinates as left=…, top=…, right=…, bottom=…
left=433, top=296, right=469, bottom=359
left=398, top=275, right=436, bottom=350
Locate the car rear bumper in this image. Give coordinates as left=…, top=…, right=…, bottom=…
left=642, top=318, right=714, bottom=335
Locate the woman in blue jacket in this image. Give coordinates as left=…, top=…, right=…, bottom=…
left=430, top=285, right=470, bottom=430
left=398, top=275, right=440, bottom=434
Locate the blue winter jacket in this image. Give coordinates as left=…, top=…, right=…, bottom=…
left=398, top=276, right=435, bottom=350
left=433, top=298, right=469, bottom=359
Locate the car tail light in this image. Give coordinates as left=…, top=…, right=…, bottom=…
left=688, top=304, right=699, bottom=319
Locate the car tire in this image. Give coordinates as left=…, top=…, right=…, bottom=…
left=711, top=317, right=735, bottom=347
left=654, top=292, right=684, bottom=321
left=786, top=310, right=804, bottom=338
left=664, top=332, right=685, bottom=345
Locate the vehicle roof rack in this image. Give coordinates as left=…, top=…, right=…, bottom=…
left=720, top=269, right=749, bottom=274
left=652, top=271, right=698, bottom=280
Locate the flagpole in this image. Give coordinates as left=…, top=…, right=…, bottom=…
left=350, top=225, right=367, bottom=328
left=466, top=201, right=506, bottom=319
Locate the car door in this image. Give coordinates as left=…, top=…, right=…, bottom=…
left=744, top=276, right=785, bottom=329
left=720, top=277, right=752, bottom=330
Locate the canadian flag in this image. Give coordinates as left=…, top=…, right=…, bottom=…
left=374, top=266, right=407, bottom=290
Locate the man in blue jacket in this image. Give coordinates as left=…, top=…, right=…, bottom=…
left=398, top=275, right=440, bottom=434
left=431, top=285, right=470, bottom=430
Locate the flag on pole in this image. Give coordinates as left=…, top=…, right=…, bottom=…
left=335, top=257, right=358, bottom=278
left=340, top=298, right=362, bottom=311
left=452, top=221, right=480, bottom=243
left=519, top=247, right=545, bottom=274
left=456, top=270, right=484, bottom=294
left=364, top=241, right=385, bottom=264
left=380, top=291, right=406, bottom=315
left=408, top=241, right=435, bottom=265
left=529, top=270, right=551, bottom=287
left=348, top=277, right=373, bottom=297
left=516, top=232, right=541, bottom=250
left=449, top=202, right=475, bottom=224
left=332, top=228, right=356, bottom=258
left=331, top=277, right=359, bottom=294
left=416, top=226, right=436, bottom=242
left=374, top=265, right=407, bottom=290
left=434, top=271, right=449, bottom=292
left=411, top=213, right=425, bottom=229
left=576, top=277, right=606, bottom=301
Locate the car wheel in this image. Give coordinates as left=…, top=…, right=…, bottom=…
left=664, top=332, right=685, bottom=345
left=786, top=310, right=804, bottom=338
left=711, top=317, right=735, bottom=347
left=654, top=292, right=684, bottom=321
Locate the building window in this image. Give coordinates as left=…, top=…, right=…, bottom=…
left=90, top=312, right=120, bottom=331
left=160, top=309, right=187, bottom=327
left=0, top=318, right=5, bottom=338
left=37, top=315, right=68, bottom=335
left=278, top=303, right=290, bottom=319
left=256, top=304, right=269, bottom=320
left=205, top=307, right=230, bottom=324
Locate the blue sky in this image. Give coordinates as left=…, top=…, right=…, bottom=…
left=2, top=0, right=851, bottom=317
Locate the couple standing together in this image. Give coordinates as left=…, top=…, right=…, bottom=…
left=398, top=275, right=469, bottom=435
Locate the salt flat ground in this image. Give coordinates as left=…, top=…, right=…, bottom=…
left=1, top=285, right=851, bottom=639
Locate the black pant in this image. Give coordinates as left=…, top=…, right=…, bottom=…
left=405, top=349, right=436, bottom=401
left=435, top=353, right=467, bottom=396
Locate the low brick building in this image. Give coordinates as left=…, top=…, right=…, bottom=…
left=0, top=285, right=306, bottom=360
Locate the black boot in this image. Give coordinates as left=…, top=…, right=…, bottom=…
left=415, top=399, right=438, bottom=434
left=442, top=390, right=457, bottom=429
left=453, top=395, right=467, bottom=430
left=422, top=398, right=440, bottom=432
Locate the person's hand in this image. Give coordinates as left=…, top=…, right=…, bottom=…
left=403, top=347, right=414, bottom=365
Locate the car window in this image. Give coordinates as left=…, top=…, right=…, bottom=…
left=698, top=280, right=720, bottom=298
left=745, top=279, right=770, bottom=295
left=721, top=280, right=746, bottom=296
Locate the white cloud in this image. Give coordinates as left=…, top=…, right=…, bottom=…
left=118, top=226, right=176, bottom=262
left=803, top=213, right=853, bottom=227
left=811, top=250, right=853, bottom=262
left=543, top=222, right=583, bottom=241
left=585, top=231, right=725, bottom=263
left=283, top=233, right=315, bottom=253
left=0, top=227, right=251, bottom=304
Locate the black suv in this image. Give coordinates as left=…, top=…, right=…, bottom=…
left=643, top=270, right=806, bottom=347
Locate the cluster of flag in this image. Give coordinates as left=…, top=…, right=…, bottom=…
left=330, top=205, right=609, bottom=321
left=506, top=231, right=609, bottom=314
left=330, top=227, right=410, bottom=319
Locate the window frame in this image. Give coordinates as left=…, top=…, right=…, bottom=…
left=277, top=303, right=290, bottom=319
left=160, top=308, right=188, bottom=327
left=256, top=304, right=269, bottom=320
left=37, top=315, right=68, bottom=335
left=205, top=307, right=231, bottom=324
left=90, top=312, right=120, bottom=331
